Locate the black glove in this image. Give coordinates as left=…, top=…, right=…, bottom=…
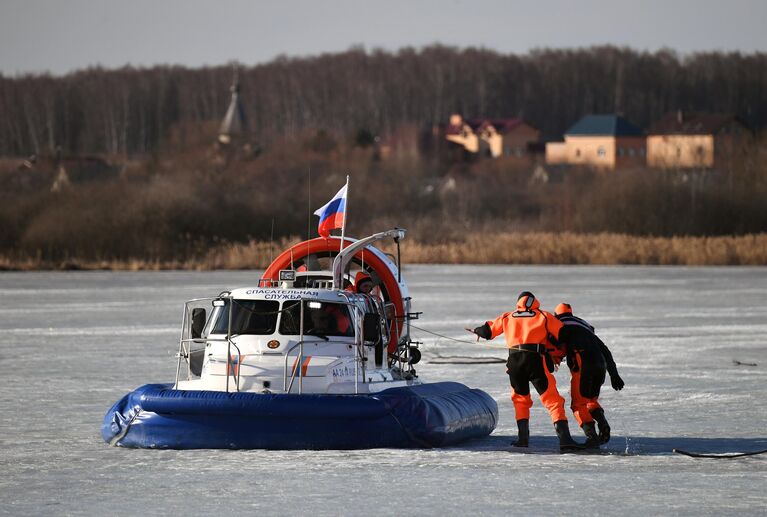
left=610, top=372, right=625, bottom=391
left=544, top=353, right=555, bottom=374
left=473, top=323, right=492, bottom=340
left=565, top=349, right=577, bottom=372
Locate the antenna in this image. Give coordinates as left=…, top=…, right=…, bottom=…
left=307, top=166, right=311, bottom=268
left=339, top=174, right=349, bottom=255
left=269, top=218, right=275, bottom=266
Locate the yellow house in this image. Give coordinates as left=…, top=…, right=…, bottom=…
left=445, top=114, right=541, bottom=160
left=474, top=119, right=541, bottom=159
left=445, top=114, right=479, bottom=153
left=545, top=115, right=645, bottom=170
left=647, top=112, right=751, bottom=169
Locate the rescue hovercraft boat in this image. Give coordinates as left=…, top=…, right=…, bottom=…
left=102, top=229, right=498, bottom=449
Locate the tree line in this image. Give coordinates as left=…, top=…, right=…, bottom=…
left=2, top=138, right=765, bottom=263
left=1, top=45, right=766, bottom=157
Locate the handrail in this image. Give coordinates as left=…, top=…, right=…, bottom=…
left=176, top=297, right=221, bottom=388
left=178, top=294, right=371, bottom=394
left=226, top=295, right=233, bottom=392
left=282, top=296, right=364, bottom=394
left=284, top=340, right=303, bottom=393
left=299, top=297, right=304, bottom=394
left=336, top=292, right=367, bottom=394
left=179, top=337, right=228, bottom=344
left=179, top=293, right=241, bottom=393
left=282, top=337, right=341, bottom=393
left=352, top=304, right=365, bottom=393
left=227, top=339, right=243, bottom=392
left=176, top=336, right=228, bottom=384
left=282, top=337, right=363, bottom=394
left=175, top=302, right=189, bottom=388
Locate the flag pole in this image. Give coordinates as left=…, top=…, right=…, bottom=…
left=339, top=175, right=349, bottom=255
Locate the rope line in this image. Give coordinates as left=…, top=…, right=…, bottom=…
left=409, top=324, right=477, bottom=344
left=673, top=448, right=767, bottom=459
left=409, top=323, right=507, bottom=348
left=429, top=358, right=506, bottom=364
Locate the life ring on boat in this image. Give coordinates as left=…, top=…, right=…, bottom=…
left=262, top=237, right=405, bottom=353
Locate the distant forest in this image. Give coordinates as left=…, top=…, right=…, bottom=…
left=2, top=45, right=766, bottom=156
left=1, top=46, right=766, bottom=266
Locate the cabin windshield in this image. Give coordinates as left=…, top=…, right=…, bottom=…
left=279, top=301, right=355, bottom=338
left=210, top=300, right=280, bottom=335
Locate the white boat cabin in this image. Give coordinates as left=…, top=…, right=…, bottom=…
left=174, top=230, right=420, bottom=395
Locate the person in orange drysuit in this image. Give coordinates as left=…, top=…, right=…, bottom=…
left=346, top=271, right=375, bottom=295
left=555, top=302, right=624, bottom=447
left=324, top=304, right=352, bottom=336
left=469, top=291, right=582, bottom=451
left=307, top=303, right=352, bottom=337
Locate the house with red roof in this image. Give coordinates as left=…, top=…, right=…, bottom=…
left=445, top=114, right=541, bottom=160
left=445, top=114, right=479, bottom=154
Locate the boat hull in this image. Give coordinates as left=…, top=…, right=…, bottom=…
left=101, top=382, right=498, bottom=449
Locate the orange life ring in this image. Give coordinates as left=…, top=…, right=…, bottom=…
left=262, top=237, right=404, bottom=353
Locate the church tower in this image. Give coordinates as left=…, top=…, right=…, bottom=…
left=218, top=66, right=247, bottom=146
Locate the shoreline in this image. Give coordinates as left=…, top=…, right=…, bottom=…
left=1, top=232, right=765, bottom=271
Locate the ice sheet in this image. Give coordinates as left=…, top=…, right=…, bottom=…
left=0, top=266, right=765, bottom=515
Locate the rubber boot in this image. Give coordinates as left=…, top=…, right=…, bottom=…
left=581, top=421, right=601, bottom=449
left=590, top=408, right=611, bottom=444
left=554, top=420, right=584, bottom=452
left=512, top=419, right=529, bottom=447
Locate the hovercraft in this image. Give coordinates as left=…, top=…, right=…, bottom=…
left=102, top=229, right=498, bottom=449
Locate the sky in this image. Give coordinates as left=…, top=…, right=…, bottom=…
left=1, top=0, right=766, bottom=76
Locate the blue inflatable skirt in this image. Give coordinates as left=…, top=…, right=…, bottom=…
left=101, top=382, right=498, bottom=449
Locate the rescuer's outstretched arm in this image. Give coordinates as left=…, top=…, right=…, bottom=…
left=596, top=335, right=624, bottom=390
left=468, top=323, right=492, bottom=340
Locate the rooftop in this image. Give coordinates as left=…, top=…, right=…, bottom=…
left=467, top=118, right=529, bottom=133
left=565, top=115, right=643, bottom=137
left=219, top=71, right=248, bottom=140
left=648, top=112, right=746, bottom=135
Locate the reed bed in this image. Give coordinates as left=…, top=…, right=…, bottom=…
left=390, top=232, right=767, bottom=266
left=1, top=233, right=765, bottom=271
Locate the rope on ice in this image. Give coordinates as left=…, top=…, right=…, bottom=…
left=673, top=448, right=767, bottom=459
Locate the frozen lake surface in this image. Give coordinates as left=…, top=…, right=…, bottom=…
left=1, top=266, right=766, bottom=515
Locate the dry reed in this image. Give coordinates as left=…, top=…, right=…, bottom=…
left=1, top=233, right=765, bottom=271
left=391, top=232, right=767, bottom=266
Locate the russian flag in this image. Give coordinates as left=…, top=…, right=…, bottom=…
left=314, top=182, right=347, bottom=239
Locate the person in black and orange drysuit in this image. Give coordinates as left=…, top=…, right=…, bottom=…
left=469, top=291, right=582, bottom=451
left=555, top=302, right=624, bottom=447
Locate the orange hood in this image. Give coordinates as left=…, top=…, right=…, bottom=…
left=517, top=293, right=540, bottom=311
left=354, top=271, right=372, bottom=285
